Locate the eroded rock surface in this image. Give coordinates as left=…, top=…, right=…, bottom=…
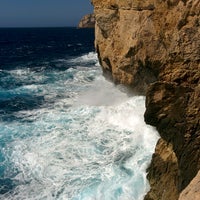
left=179, top=170, right=200, bottom=200
left=92, top=0, right=199, bottom=94
left=92, top=0, right=200, bottom=199
left=144, top=82, right=200, bottom=200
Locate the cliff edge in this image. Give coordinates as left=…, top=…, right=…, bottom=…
left=91, top=0, right=200, bottom=199
left=78, top=13, right=95, bottom=28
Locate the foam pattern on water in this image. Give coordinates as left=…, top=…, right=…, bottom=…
left=0, top=52, right=159, bottom=200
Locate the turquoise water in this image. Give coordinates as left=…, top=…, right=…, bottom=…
left=0, top=52, right=159, bottom=200
left=0, top=28, right=159, bottom=200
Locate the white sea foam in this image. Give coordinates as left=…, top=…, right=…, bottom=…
left=68, top=52, right=98, bottom=64
left=0, top=52, right=159, bottom=200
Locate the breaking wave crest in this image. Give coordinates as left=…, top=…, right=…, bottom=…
left=0, top=52, right=159, bottom=200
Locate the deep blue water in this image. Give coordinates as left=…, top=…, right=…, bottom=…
left=0, top=27, right=94, bottom=68
left=0, top=27, right=158, bottom=200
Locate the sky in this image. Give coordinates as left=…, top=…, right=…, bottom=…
left=0, top=0, right=93, bottom=27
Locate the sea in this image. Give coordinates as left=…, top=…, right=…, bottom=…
left=0, top=27, right=159, bottom=200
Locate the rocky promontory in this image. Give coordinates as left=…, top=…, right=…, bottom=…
left=78, top=13, right=95, bottom=28
left=91, top=0, right=200, bottom=199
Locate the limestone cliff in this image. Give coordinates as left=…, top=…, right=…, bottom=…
left=78, top=14, right=95, bottom=28
left=91, top=0, right=200, bottom=199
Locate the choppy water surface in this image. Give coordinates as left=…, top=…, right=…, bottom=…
left=0, top=28, right=159, bottom=200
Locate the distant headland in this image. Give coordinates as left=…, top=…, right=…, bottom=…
left=78, top=13, right=95, bottom=28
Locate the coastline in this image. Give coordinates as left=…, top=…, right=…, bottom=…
left=91, top=0, right=200, bottom=199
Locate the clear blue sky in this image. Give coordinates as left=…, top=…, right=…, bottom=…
left=0, top=0, right=93, bottom=27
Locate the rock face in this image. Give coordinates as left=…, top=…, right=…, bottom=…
left=91, top=0, right=200, bottom=199
left=78, top=14, right=95, bottom=28
left=179, top=170, right=200, bottom=200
